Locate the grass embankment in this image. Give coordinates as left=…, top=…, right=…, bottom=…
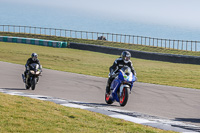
left=0, top=42, right=200, bottom=89
left=1, top=32, right=200, bottom=56
left=0, top=93, right=175, bottom=133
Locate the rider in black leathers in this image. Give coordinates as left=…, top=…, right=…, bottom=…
left=106, top=51, right=137, bottom=93
left=23, top=53, right=41, bottom=83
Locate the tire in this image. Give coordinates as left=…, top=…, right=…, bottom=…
left=26, top=84, right=30, bottom=89
left=105, top=93, right=113, bottom=104
left=31, top=78, right=37, bottom=90
left=119, top=87, right=129, bottom=106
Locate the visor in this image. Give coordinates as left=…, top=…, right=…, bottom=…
left=124, top=57, right=130, bottom=61
left=32, top=57, right=37, bottom=61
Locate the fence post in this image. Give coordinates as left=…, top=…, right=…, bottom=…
left=112, top=34, right=113, bottom=42
left=149, top=38, right=151, bottom=46
left=157, top=38, right=158, bottom=47
left=141, top=36, right=143, bottom=45
left=186, top=41, right=188, bottom=51
left=124, top=35, right=126, bottom=43
left=153, top=38, right=154, bottom=47
left=133, top=36, right=135, bottom=44
left=191, top=41, right=192, bottom=51
left=195, top=41, right=197, bottom=51
left=177, top=40, right=179, bottom=50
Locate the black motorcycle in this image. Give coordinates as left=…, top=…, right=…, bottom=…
left=22, top=63, right=42, bottom=90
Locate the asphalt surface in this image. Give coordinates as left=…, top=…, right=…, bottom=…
left=1, top=61, right=200, bottom=127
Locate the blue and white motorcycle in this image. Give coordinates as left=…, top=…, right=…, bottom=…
left=105, top=66, right=136, bottom=106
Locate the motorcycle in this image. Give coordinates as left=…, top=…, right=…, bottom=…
left=105, top=66, right=136, bottom=106
left=22, top=63, right=42, bottom=90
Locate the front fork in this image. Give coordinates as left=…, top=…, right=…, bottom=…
left=119, top=84, right=130, bottom=96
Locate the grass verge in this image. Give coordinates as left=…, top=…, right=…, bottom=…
left=0, top=93, right=175, bottom=133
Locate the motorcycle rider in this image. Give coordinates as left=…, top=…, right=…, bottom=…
left=106, top=51, right=136, bottom=93
left=23, top=53, right=41, bottom=83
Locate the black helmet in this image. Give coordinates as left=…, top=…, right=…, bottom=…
left=121, top=51, right=131, bottom=63
left=31, top=53, right=38, bottom=61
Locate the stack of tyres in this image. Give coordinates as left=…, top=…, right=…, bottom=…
left=0, top=36, right=67, bottom=48
left=0, top=36, right=3, bottom=41
left=12, top=37, right=17, bottom=43
left=3, top=36, right=8, bottom=42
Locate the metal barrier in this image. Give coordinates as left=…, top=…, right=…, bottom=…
left=0, top=25, right=199, bottom=51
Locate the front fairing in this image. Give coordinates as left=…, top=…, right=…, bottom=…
left=29, top=63, right=41, bottom=76
left=110, top=69, right=136, bottom=102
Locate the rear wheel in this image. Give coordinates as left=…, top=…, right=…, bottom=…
left=119, top=87, right=129, bottom=106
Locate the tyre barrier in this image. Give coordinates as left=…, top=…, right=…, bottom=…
left=0, top=36, right=67, bottom=48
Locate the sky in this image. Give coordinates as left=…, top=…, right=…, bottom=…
left=1, top=0, right=200, bottom=30
left=1, top=0, right=200, bottom=41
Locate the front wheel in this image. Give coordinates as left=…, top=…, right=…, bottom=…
left=119, top=87, right=129, bottom=106
left=105, top=93, right=113, bottom=104
left=31, top=78, right=37, bottom=90
left=26, top=84, right=30, bottom=89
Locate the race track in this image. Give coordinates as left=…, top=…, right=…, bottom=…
left=0, top=61, right=200, bottom=128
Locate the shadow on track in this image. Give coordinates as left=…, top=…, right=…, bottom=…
left=1, top=88, right=26, bottom=90
left=70, top=101, right=119, bottom=107
left=175, top=118, right=200, bottom=124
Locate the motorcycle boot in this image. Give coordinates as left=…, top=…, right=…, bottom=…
left=22, top=74, right=26, bottom=83
left=106, top=77, right=113, bottom=93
